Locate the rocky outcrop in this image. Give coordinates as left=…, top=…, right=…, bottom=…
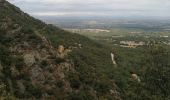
left=0, top=19, right=75, bottom=98
left=57, top=45, right=72, bottom=59
left=23, top=53, right=35, bottom=67
left=58, top=45, right=65, bottom=54
left=111, top=52, right=117, bottom=65
left=131, top=74, right=141, bottom=82
left=7, top=41, right=75, bottom=99
left=110, top=89, right=122, bottom=100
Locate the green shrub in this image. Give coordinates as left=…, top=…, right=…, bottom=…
left=68, top=73, right=81, bottom=89
left=26, top=83, right=42, bottom=98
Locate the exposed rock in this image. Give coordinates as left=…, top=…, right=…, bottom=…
left=41, top=36, right=53, bottom=49
left=131, top=74, right=141, bottom=82
left=10, top=26, right=22, bottom=34
left=32, top=51, right=41, bottom=61
left=23, top=42, right=30, bottom=47
left=57, top=45, right=72, bottom=59
left=64, top=49, right=72, bottom=54
left=78, top=44, right=82, bottom=48
left=58, top=45, right=65, bottom=54
left=110, top=89, right=122, bottom=100
left=17, top=80, right=25, bottom=94
left=54, top=62, right=74, bottom=79
left=60, top=62, right=75, bottom=72
left=31, top=66, right=44, bottom=81
left=0, top=23, right=8, bottom=29
left=11, top=66, right=20, bottom=78
left=111, top=52, right=117, bottom=65
left=23, top=53, right=35, bottom=66
left=73, top=43, right=83, bottom=49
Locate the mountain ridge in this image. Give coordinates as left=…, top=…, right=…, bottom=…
left=0, top=0, right=121, bottom=99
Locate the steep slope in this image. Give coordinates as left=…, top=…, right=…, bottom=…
left=0, top=0, right=76, bottom=99
left=0, top=0, right=121, bottom=99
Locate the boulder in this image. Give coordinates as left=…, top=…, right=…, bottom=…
left=23, top=53, right=35, bottom=66
left=58, top=45, right=65, bottom=54
left=57, top=45, right=72, bottom=59
left=131, top=74, right=141, bottom=82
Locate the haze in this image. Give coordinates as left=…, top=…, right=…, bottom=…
left=8, top=0, right=170, bottom=19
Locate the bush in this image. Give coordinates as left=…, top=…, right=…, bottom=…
left=40, top=60, right=48, bottom=68
left=26, top=83, right=42, bottom=98
left=55, top=57, right=66, bottom=64
left=12, top=56, right=24, bottom=70
left=67, top=91, right=94, bottom=100
left=56, top=81, right=64, bottom=88
left=68, top=73, right=81, bottom=89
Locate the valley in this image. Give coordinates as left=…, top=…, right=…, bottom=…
left=63, top=26, right=170, bottom=49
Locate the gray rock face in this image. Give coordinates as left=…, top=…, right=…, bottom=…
left=23, top=53, right=35, bottom=66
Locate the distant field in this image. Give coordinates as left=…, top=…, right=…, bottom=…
left=64, top=28, right=170, bottom=37
left=64, top=27, right=170, bottom=48
left=59, top=18, right=170, bottom=49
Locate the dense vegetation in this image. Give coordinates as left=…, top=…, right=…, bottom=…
left=110, top=44, right=170, bottom=100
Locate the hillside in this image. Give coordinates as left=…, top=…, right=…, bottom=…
left=0, top=0, right=121, bottom=99
left=2, top=0, right=170, bottom=100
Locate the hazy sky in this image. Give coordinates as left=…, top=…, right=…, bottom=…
left=8, top=0, right=170, bottom=18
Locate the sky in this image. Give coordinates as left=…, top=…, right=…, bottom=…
left=8, top=0, right=170, bottom=19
